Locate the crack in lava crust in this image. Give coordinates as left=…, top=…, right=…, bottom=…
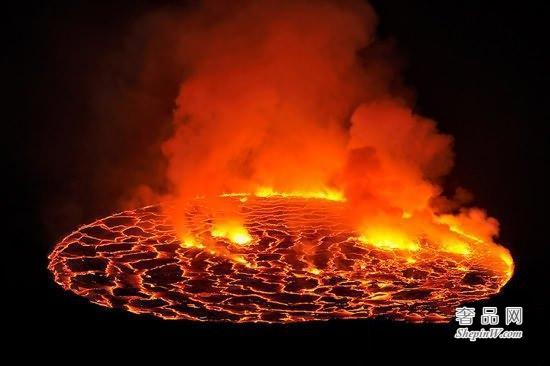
left=48, top=197, right=510, bottom=323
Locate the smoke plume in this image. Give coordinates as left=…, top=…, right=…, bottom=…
left=130, top=0, right=510, bottom=268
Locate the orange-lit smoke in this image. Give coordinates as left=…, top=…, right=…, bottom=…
left=163, top=0, right=378, bottom=200
left=157, top=0, right=512, bottom=274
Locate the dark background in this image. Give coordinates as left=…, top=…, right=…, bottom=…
left=6, top=0, right=546, bottom=357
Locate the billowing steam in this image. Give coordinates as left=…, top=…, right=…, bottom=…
left=132, top=0, right=512, bottom=274
left=163, top=0, right=377, bottom=199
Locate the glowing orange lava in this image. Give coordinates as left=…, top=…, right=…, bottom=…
left=48, top=196, right=512, bottom=323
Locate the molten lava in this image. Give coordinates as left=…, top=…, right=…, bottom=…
left=48, top=195, right=512, bottom=323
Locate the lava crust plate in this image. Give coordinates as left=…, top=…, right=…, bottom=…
left=48, top=197, right=509, bottom=323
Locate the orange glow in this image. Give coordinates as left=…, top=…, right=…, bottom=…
left=211, top=221, right=252, bottom=245
left=500, top=251, right=514, bottom=268
left=180, top=236, right=205, bottom=249
left=441, top=240, right=471, bottom=256
left=233, top=255, right=254, bottom=268
left=221, top=187, right=345, bottom=202
left=306, top=267, right=322, bottom=275
left=359, top=229, right=419, bottom=252
left=255, top=187, right=345, bottom=201
left=49, top=199, right=513, bottom=323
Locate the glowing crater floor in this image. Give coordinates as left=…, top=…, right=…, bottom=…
left=48, top=197, right=510, bottom=323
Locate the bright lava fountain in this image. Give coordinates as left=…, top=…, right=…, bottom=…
left=48, top=196, right=512, bottom=323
